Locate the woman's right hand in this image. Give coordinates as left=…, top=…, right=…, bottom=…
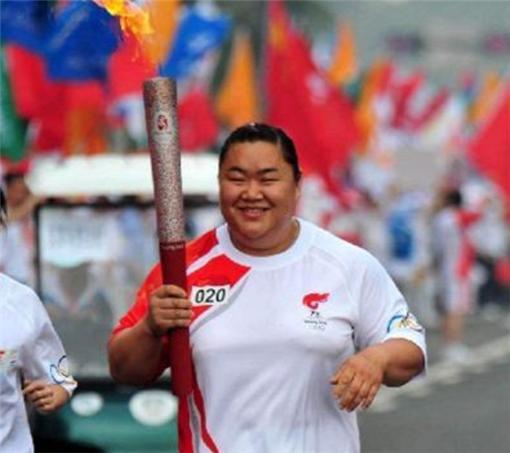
left=144, top=285, right=192, bottom=337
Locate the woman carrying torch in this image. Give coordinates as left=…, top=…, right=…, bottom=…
left=108, top=110, right=426, bottom=452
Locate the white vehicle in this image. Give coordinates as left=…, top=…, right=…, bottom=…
left=26, top=153, right=221, bottom=452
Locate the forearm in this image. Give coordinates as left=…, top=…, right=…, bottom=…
left=359, top=338, right=425, bottom=387
left=108, top=318, right=166, bottom=385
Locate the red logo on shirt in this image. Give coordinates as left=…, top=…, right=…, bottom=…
left=302, top=293, right=330, bottom=309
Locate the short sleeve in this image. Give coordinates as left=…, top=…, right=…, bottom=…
left=352, top=250, right=427, bottom=361
left=23, top=293, right=77, bottom=395
left=111, top=263, right=162, bottom=334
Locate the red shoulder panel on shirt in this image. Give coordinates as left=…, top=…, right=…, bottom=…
left=111, top=229, right=219, bottom=336
left=188, top=254, right=250, bottom=322
left=186, top=229, right=219, bottom=267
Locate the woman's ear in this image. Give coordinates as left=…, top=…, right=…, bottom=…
left=295, top=177, right=302, bottom=202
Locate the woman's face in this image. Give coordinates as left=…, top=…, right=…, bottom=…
left=219, top=140, right=300, bottom=256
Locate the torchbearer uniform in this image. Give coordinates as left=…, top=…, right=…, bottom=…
left=0, top=273, right=77, bottom=453
left=113, top=219, right=426, bottom=453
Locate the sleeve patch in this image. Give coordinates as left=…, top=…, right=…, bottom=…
left=387, top=312, right=424, bottom=333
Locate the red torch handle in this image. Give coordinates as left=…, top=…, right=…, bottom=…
left=159, top=241, right=193, bottom=396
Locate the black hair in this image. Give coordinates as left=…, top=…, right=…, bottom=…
left=0, top=187, right=7, bottom=228
left=219, top=123, right=302, bottom=182
left=444, top=188, right=463, bottom=207
left=3, top=171, right=25, bottom=187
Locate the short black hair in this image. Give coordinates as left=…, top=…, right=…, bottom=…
left=3, top=171, right=24, bottom=187
left=219, top=123, right=302, bottom=182
left=444, top=188, right=463, bottom=207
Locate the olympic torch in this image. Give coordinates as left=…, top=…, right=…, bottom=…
left=143, top=77, right=192, bottom=397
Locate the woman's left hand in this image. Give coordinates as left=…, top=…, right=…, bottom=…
left=330, top=348, right=388, bottom=412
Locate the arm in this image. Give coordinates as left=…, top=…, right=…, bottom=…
left=108, top=284, right=192, bottom=385
left=360, top=338, right=424, bottom=386
left=108, top=316, right=166, bottom=385
left=331, top=338, right=424, bottom=412
left=23, top=288, right=78, bottom=397
left=332, top=250, right=426, bottom=412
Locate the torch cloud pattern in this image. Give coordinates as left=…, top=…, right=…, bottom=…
left=143, top=77, right=185, bottom=244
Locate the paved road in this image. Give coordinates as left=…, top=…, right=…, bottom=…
left=360, top=313, right=510, bottom=453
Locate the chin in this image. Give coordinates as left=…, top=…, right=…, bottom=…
left=237, top=225, right=266, bottom=240
left=230, top=221, right=268, bottom=241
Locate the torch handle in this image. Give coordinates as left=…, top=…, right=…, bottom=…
left=159, top=241, right=193, bottom=396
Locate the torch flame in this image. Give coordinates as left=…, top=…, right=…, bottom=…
left=94, top=0, right=153, bottom=41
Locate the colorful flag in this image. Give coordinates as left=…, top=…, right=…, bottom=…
left=327, top=21, right=357, bottom=86
left=417, top=94, right=466, bottom=151
left=160, top=4, right=230, bottom=80
left=3, top=44, right=69, bottom=154
left=63, top=83, right=108, bottom=155
left=354, top=58, right=394, bottom=151
left=389, top=70, right=425, bottom=129
left=178, top=87, right=219, bottom=151
left=469, top=71, right=502, bottom=125
left=143, top=0, right=180, bottom=65
left=469, top=82, right=510, bottom=206
left=45, top=1, right=121, bottom=81
left=215, top=30, right=259, bottom=129
left=3, top=45, right=48, bottom=119
left=31, top=81, right=68, bottom=153
left=0, top=0, right=53, bottom=54
left=0, top=48, right=27, bottom=162
left=265, top=0, right=359, bottom=197
left=410, top=87, right=450, bottom=131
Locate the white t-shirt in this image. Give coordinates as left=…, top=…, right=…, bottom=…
left=0, top=220, right=34, bottom=286
left=116, top=219, right=426, bottom=453
left=0, top=273, right=77, bottom=453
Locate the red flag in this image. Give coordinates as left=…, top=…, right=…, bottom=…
left=4, top=45, right=110, bottom=155
left=178, top=87, right=219, bottom=152
left=410, top=88, right=450, bottom=131
left=390, top=71, right=425, bottom=129
left=32, top=81, right=68, bottom=152
left=4, top=45, right=51, bottom=119
left=469, top=82, right=510, bottom=207
left=63, top=82, right=108, bottom=155
left=265, top=0, right=359, bottom=196
left=3, top=46, right=68, bottom=152
left=108, top=33, right=156, bottom=101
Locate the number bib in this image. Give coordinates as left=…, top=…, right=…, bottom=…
left=190, top=285, right=230, bottom=306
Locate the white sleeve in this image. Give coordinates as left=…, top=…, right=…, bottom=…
left=23, top=292, right=78, bottom=395
left=352, top=250, right=427, bottom=361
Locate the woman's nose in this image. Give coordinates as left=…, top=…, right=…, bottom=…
left=241, top=180, right=263, bottom=199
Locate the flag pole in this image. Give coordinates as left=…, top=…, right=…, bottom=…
left=143, top=77, right=193, bottom=397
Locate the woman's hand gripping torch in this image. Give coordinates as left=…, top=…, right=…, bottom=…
left=143, top=77, right=192, bottom=397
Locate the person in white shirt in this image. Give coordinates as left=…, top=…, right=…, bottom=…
left=0, top=188, right=77, bottom=453
left=108, top=123, right=426, bottom=453
left=431, top=187, right=482, bottom=364
left=0, top=172, right=38, bottom=286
